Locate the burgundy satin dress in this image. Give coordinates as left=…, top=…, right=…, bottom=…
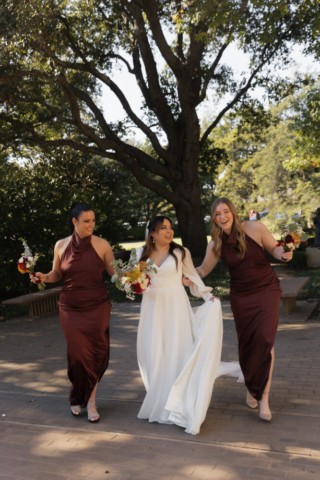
left=221, top=230, right=281, bottom=400
left=59, top=231, right=111, bottom=407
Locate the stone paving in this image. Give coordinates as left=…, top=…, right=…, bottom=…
left=0, top=299, right=319, bottom=480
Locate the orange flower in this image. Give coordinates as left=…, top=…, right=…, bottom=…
left=291, top=232, right=302, bottom=245
left=137, top=261, right=147, bottom=272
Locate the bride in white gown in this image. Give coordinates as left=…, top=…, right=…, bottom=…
left=135, top=216, right=243, bottom=435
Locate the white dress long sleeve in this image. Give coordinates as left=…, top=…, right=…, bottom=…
left=135, top=246, right=242, bottom=435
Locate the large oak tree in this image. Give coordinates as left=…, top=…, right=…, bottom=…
left=0, top=0, right=318, bottom=257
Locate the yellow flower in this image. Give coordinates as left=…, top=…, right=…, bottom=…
left=127, top=268, right=141, bottom=282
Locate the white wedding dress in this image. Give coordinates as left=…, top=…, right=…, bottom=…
left=135, top=247, right=243, bottom=435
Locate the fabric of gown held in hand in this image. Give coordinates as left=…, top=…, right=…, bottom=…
left=220, top=231, right=282, bottom=401
left=59, top=231, right=111, bottom=407
left=135, top=247, right=243, bottom=435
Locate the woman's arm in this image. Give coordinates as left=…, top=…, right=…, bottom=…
left=256, top=222, right=293, bottom=262
left=182, top=241, right=219, bottom=287
left=196, top=240, right=220, bottom=278
left=182, top=248, right=218, bottom=301
left=103, top=241, right=116, bottom=276
left=31, top=241, right=63, bottom=284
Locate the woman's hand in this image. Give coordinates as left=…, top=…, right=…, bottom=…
left=182, top=276, right=194, bottom=287
left=210, top=296, right=220, bottom=302
left=281, top=248, right=294, bottom=262
left=30, top=272, right=45, bottom=283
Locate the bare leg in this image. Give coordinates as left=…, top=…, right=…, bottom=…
left=87, top=382, right=99, bottom=422
left=259, top=347, right=275, bottom=420
left=246, top=390, right=258, bottom=408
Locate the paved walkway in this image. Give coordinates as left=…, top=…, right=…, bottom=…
left=0, top=300, right=319, bottom=480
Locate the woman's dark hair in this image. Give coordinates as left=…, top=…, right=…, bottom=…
left=140, top=216, right=186, bottom=268
left=69, top=202, right=93, bottom=233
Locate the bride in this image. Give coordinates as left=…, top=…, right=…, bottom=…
left=134, top=216, right=242, bottom=435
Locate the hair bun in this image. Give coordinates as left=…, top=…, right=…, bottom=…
left=70, top=201, right=80, bottom=211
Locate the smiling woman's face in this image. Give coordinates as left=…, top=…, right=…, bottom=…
left=72, top=210, right=95, bottom=238
left=151, top=218, right=174, bottom=246
left=214, top=203, right=234, bottom=234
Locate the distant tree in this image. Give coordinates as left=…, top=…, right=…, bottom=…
left=284, top=84, right=320, bottom=171
left=0, top=151, right=127, bottom=295
left=0, top=0, right=318, bottom=257
left=214, top=97, right=320, bottom=229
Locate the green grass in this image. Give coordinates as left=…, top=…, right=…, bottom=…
left=296, top=268, right=320, bottom=301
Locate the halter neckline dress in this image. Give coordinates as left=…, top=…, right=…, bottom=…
left=59, top=230, right=111, bottom=407
left=220, top=230, right=281, bottom=400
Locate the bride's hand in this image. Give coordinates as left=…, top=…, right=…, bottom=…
left=182, top=276, right=194, bottom=287
left=210, top=296, right=220, bottom=302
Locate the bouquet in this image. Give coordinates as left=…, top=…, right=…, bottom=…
left=17, top=240, right=46, bottom=291
left=110, top=248, right=157, bottom=300
left=276, top=223, right=308, bottom=252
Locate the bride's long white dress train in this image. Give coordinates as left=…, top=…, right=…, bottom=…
left=136, top=247, right=243, bottom=435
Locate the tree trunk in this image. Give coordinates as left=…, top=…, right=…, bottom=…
left=175, top=192, right=208, bottom=263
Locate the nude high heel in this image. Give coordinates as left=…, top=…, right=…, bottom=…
left=70, top=405, right=82, bottom=416
left=87, top=401, right=100, bottom=423
left=246, top=390, right=258, bottom=409
left=258, top=393, right=272, bottom=422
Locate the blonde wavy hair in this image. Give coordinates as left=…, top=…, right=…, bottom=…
left=210, top=197, right=247, bottom=258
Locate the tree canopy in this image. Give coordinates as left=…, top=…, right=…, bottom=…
left=214, top=94, right=320, bottom=229
left=1, top=0, right=319, bottom=256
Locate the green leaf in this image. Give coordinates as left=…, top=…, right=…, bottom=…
left=111, top=274, right=118, bottom=283
left=288, top=223, right=298, bottom=232
left=300, top=233, right=309, bottom=241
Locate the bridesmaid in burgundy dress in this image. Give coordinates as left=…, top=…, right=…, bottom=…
left=31, top=202, right=115, bottom=422
left=183, top=197, right=293, bottom=422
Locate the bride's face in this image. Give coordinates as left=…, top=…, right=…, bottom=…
left=152, top=219, right=174, bottom=246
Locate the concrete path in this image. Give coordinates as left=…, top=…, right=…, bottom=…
left=0, top=300, right=319, bottom=480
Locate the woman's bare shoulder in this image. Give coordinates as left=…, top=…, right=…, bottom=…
left=54, top=236, right=71, bottom=259
left=243, top=220, right=262, bottom=233
left=55, top=236, right=71, bottom=250
left=92, top=235, right=112, bottom=250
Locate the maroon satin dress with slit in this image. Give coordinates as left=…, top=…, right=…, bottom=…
left=59, top=231, right=111, bottom=407
left=220, top=230, right=281, bottom=400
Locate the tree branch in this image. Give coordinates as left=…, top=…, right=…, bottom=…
left=39, top=26, right=175, bottom=164
left=196, top=0, right=249, bottom=105
left=107, top=53, right=134, bottom=73
left=119, top=0, right=178, bottom=142
left=71, top=86, right=172, bottom=180
left=200, top=37, right=289, bottom=147
left=13, top=96, right=75, bottom=125
left=0, top=111, right=184, bottom=206
left=116, top=151, right=188, bottom=207
left=0, top=113, right=111, bottom=155
left=0, top=70, right=46, bottom=84
left=133, top=0, right=184, bottom=75
left=186, top=22, right=207, bottom=74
